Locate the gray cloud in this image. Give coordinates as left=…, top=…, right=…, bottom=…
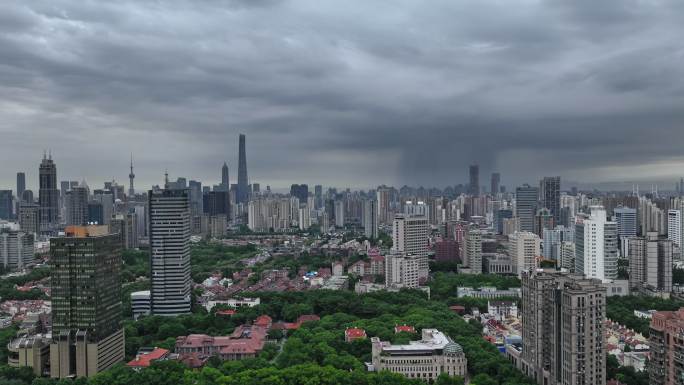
left=1, top=0, right=684, bottom=192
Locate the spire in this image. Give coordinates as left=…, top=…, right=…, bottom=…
left=128, top=153, right=135, bottom=197
left=164, top=169, right=169, bottom=189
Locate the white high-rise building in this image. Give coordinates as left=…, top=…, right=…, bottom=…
left=668, top=209, right=681, bottom=248
left=148, top=188, right=192, bottom=316
left=0, top=229, right=35, bottom=271
left=385, top=252, right=420, bottom=289
left=464, top=230, right=483, bottom=274
left=404, top=201, right=429, bottom=220
left=392, top=214, right=429, bottom=279
left=575, top=206, right=618, bottom=282
left=298, top=205, right=310, bottom=231
left=363, top=199, right=378, bottom=239
left=334, top=200, right=345, bottom=227
left=507, top=231, right=540, bottom=275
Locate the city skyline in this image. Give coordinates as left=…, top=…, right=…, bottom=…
left=2, top=1, right=684, bottom=189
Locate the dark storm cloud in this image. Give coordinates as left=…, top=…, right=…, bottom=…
left=1, top=0, right=684, bottom=191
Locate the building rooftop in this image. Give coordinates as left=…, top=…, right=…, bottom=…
left=380, top=329, right=457, bottom=353
left=126, top=347, right=170, bottom=368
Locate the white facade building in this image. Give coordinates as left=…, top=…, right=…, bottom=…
left=668, top=209, right=681, bottom=248
left=392, top=214, right=429, bottom=279
left=370, top=329, right=467, bottom=382
left=575, top=206, right=618, bottom=282
left=508, top=231, right=540, bottom=275
left=385, top=252, right=420, bottom=289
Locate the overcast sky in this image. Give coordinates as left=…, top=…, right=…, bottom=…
left=2, top=0, right=684, bottom=192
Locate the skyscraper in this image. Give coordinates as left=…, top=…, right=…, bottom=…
left=540, top=176, right=560, bottom=224
left=377, top=187, right=391, bottom=225
left=667, top=209, right=681, bottom=248
left=148, top=188, right=192, bottom=316
left=128, top=155, right=135, bottom=198
left=236, top=134, right=249, bottom=204
left=490, top=172, right=500, bottom=196
left=649, top=309, right=684, bottom=385
left=515, top=184, right=539, bottom=233
left=0, top=228, right=35, bottom=271
left=39, top=153, right=59, bottom=231
left=469, top=164, right=480, bottom=196
left=392, top=214, right=429, bottom=280
left=628, top=232, right=673, bottom=295
left=508, top=231, right=541, bottom=275
left=574, top=206, right=618, bottom=282
left=49, top=225, right=125, bottom=378
left=65, top=182, right=89, bottom=226
left=17, top=172, right=26, bottom=201
left=221, top=162, right=229, bottom=188
left=290, top=184, right=308, bottom=203
left=463, top=229, right=483, bottom=274
left=0, top=190, right=12, bottom=220
left=363, top=199, right=378, bottom=239
left=520, top=270, right=605, bottom=385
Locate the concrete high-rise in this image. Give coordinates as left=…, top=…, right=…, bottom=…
left=392, top=214, right=429, bottom=280
left=363, top=199, right=378, bottom=239
left=463, top=229, right=483, bottom=274
left=65, top=182, right=89, bottom=226
left=575, top=206, right=618, bottom=282
left=18, top=203, right=40, bottom=235
left=0, top=228, right=35, bottom=271
left=0, top=190, right=12, bottom=220
left=39, top=153, right=59, bottom=231
left=628, top=232, right=672, bottom=295
left=236, top=134, right=249, bottom=205
left=613, top=206, right=638, bottom=239
left=17, top=172, right=26, bottom=201
left=469, top=164, right=480, bottom=196
left=490, top=172, right=500, bottom=196
left=290, top=184, right=308, bottom=203
left=649, top=309, right=684, bottom=385
left=148, top=188, right=192, bottom=316
left=540, top=177, right=561, bottom=225
left=385, top=252, right=420, bottom=289
left=520, top=270, right=605, bottom=385
left=49, top=226, right=125, bottom=378
left=377, top=187, right=392, bottom=225
left=667, top=209, right=681, bottom=248
left=508, top=231, right=541, bottom=275
left=516, top=184, right=539, bottom=233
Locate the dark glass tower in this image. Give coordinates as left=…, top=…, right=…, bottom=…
left=237, top=134, right=249, bottom=204
left=39, top=153, right=59, bottom=231
left=469, top=164, right=480, bottom=196
left=222, top=162, right=229, bottom=188
left=16, top=172, right=26, bottom=201
left=541, top=176, right=561, bottom=225
left=50, top=226, right=124, bottom=378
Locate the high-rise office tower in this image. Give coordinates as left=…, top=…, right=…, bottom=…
left=463, top=229, right=483, bottom=274
left=334, top=200, right=345, bottom=227
left=39, top=153, right=59, bottom=231
left=628, top=232, right=673, bottom=294
left=613, top=206, right=638, bottom=239
left=236, top=134, right=249, bottom=204
left=520, top=270, right=605, bottom=385
left=540, top=177, right=561, bottom=225
left=392, top=214, right=429, bottom=280
left=516, top=184, right=539, bottom=233
left=128, top=155, right=135, bottom=198
left=18, top=203, right=40, bottom=235
left=534, top=208, right=554, bottom=238
left=16, top=172, right=26, bottom=201
left=508, top=231, right=541, bottom=275
left=221, top=162, right=229, bottom=188
left=65, top=182, right=89, bottom=226
left=314, top=185, right=323, bottom=210
left=290, top=184, right=308, bottom=203
left=377, top=187, right=392, bottom=225
left=0, top=229, right=35, bottom=271
left=92, top=190, right=113, bottom=226
left=22, top=190, right=34, bottom=204
left=0, top=190, right=12, bottom=220
left=363, top=199, right=378, bottom=239
left=49, top=226, right=125, bottom=378
left=469, top=165, right=480, bottom=196
left=490, top=173, right=500, bottom=196
left=148, top=188, right=192, bottom=316
left=575, top=206, right=618, bottom=282
left=385, top=252, right=420, bottom=289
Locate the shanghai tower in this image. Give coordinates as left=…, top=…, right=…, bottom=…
left=237, top=134, right=248, bottom=204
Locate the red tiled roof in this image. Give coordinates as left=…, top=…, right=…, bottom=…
left=254, top=315, right=272, bottom=328
left=216, top=309, right=236, bottom=316
left=394, top=325, right=415, bottom=333
left=345, top=328, right=366, bottom=339
left=126, top=348, right=170, bottom=368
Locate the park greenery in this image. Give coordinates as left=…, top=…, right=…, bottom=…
left=0, top=267, right=50, bottom=301
left=606, top=295, right=684, bottom=336
left=1, top=279, right=538, bottom=385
